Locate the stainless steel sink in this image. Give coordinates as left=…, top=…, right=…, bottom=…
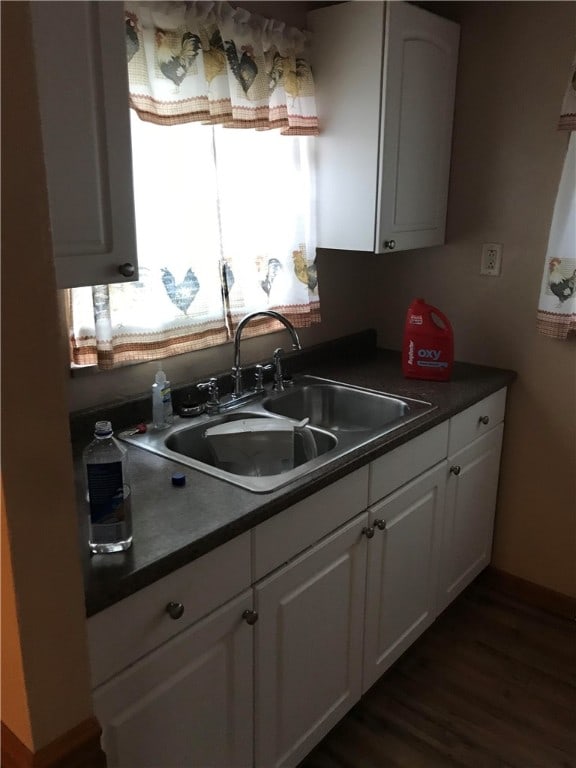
left=120, top=375, right=435, bottom=493
left=165, top=412, right=336, bottom=474
left=262, top=380, right=410, bottom=432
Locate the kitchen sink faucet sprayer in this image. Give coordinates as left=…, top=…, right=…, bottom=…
left=232, top=310, right=302, bottom=398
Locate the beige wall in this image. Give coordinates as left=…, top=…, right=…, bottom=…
left=373, top=2, right=576, bottom=597
left=1, top=2, right=94, bottom=750
left=1, top=486, right=32, bottom=747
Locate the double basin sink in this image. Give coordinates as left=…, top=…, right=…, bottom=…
left=121, top=375, right=435, bottom=493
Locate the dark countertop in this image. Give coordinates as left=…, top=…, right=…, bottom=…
left=76, top=338, right=516, bottom=617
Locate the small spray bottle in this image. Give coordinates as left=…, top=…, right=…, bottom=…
left=152, top=363, right=173, bottom=429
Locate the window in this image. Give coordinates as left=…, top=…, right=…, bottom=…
left=68, top=2, right=320, bottom=369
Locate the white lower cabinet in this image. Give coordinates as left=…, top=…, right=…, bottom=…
left=363, top=462, right=446, bottom=692
left=438, top=422, right=505, bottom=613
left=93, top=590, right=254, bottom=768
left=254, top=513, right=369, bottom=768
left=90, top=390, right=508, bottom=768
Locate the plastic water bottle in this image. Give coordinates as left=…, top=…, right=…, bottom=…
left=84, top=421, right=133, bottom=553
left=152, top=364, right=173, bottom=430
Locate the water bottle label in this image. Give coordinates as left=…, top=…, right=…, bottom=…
left=87, top=462, right=129, bottom=524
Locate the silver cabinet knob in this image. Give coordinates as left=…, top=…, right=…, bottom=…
left=479, top=415, right=490, bottom=425
left=374, top=519, right=387, bottom=531
left=242, top=609, right=258, bottom=625
left=118, top=262, right=136, bottom=277
left=383, top=240, right=396, bottom=250
left=363, top=526, right=375, bottom=539
left=450, top=465, right=461, bottom=476
left=166, top=601, right=184, bottom=620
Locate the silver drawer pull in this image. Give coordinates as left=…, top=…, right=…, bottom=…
left=450, top=465, right=461, bottom=476
left=166, top=601, right=185, bottom=620
left=479, top=415, right=490, bottom=425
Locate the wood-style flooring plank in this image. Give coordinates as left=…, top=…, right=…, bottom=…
left=382, top=666, right=572, bottom=767
left=419, top=620, right=576, bottom=719
left=427, top=610, right=573, bottom=687
left=360, top=692, right=509, bottom=768
left=316, top=711, right=461, bottom=768
left=299, top=578, right=576, bottom=768
left=406, top=635, right=576, bottom=750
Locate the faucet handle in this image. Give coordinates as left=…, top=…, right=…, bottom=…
left=197, top=378, right=220, bottom=412
left=272, top=348, right=286, bottom=392
left=197, top=377, right=219, bottom=395
left=254, top=363, right=274, bottom=393
left=231, top=366, right=243, bottom=398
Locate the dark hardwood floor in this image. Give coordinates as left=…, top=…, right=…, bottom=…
left=300, top=577, right=576, bottom=768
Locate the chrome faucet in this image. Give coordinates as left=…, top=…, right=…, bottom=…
left=232, top=310, right=302, bottom=398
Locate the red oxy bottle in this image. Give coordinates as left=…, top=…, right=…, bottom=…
left=84, top=420, right=133, bottom=553
left=402, top=298, right=454, bottom=382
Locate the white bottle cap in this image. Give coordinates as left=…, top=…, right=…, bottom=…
left=155, top=363, right=167, bottom=385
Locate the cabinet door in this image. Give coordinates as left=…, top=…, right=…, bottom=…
left=363, top=462, right=446, bottom=692
left=254, top=513, right=368, bottom=768
left=31, top=2, right=138, bottom=288
left=376, top=2, right=460, bottom=252
left=93, top=591, right=253, bottom=768
left=438, top=424, right=505, bottom=613
left=307, top=2, right=385, bottom=252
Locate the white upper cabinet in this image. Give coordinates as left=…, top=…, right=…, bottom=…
left=308, top=1, right=460, bottom=254
left=31, top=1, right=138, bottom=288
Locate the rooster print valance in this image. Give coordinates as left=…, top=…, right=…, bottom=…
left=125, top=1, right=319, bottom=135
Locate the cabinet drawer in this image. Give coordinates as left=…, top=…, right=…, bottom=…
left=253, top=466, right=369, bottom=581
left=87, top=532, right=251, bottom=687
left=368, top=422, right=449, bottom=504
left=448, top=388, right=507, bottom=455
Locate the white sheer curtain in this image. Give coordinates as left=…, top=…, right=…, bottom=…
left=213, top=121, right=317, bottom=325
left=69, top=2, right=320, bottom=369
left=537, top=53, right=576, bottom=339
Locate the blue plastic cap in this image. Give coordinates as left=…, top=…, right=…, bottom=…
left=171, top=472, right=186, bottom=487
